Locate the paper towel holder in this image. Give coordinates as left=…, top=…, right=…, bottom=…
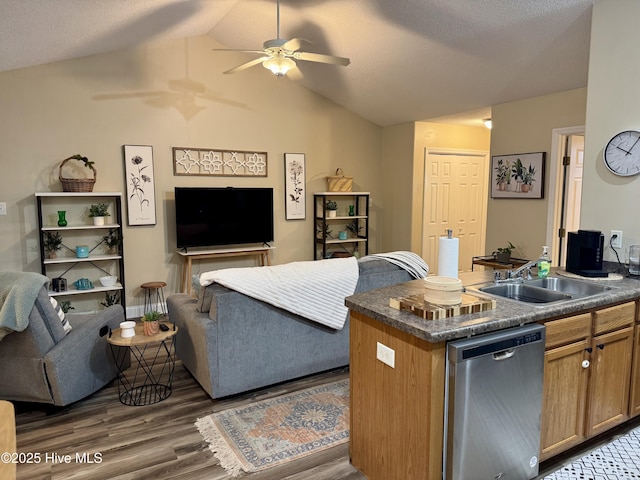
left=445, top=229, right=453, bottom=239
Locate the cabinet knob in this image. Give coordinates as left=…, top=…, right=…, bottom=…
left=582, top=360, right=590, bottom=369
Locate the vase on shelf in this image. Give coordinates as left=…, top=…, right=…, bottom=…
left=57, top=211, right=67, bottom=227
left=349, top=205, right=355, bottom=216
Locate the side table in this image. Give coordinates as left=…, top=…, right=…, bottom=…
left=107, top=321, right=178, bottom=406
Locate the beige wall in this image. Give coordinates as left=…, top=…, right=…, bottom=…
left=487, top=88, right=587, bottom=260
left=0, top=35, right=382, bottom=314
left=582, top=0, right=640, bottom=260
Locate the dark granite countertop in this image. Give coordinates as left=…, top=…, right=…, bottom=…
left=345, top=269, right=640, bottom=343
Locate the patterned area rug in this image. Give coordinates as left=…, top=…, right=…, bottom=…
left=544, top=425, right=640, bottom=479
left=195, top=379, right=349, bottom=477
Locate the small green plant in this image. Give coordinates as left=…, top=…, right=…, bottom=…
left=494, top=158, right=510, bottom=186
left=100, top=292, right=120, bottom=308
left=89, top=203, right=110, bottom=217
left=346, top=220, right=362, bottom=236
left=493, top=241, right=516, bottom=256
left=522, top=164, right=537, bottom=186
left=60, top=301, right=74, bottom=313
left=142, top=311, right=161, bottom=322
left=326, top=200, right=338, bottom=211
left=102, top=229, right=122, bottom=249
left=43, top=231, right=63, bottom=252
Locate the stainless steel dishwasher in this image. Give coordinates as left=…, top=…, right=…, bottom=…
left=444, top=324, right=545, bottom=480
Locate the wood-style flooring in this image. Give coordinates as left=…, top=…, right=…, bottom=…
left=13, top=359, right=640, bottom=480
left=14, top=362, right=362, bottom=480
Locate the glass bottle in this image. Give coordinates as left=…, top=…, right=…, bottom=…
left=57, top=210, right=67, bottom=227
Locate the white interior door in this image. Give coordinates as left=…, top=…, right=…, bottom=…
left=421, top=149, right=489, bottom=275
left=561, top=135, right=584, bottom=266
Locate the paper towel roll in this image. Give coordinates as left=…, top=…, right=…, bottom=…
left=438, top=236, right=459, bottom=278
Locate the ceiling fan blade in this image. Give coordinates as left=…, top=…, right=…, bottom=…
left=282, top=38, right=309, bottom=52
left=223, top=56, right=270, bottom=74
left=213, top=48, right=266, bottom=55
left=293, top=51, right=350, bottom=66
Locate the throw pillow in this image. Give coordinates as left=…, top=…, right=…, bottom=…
left=49, top=297, right=72, bottom=334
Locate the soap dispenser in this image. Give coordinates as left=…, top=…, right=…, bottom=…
left=537, top=246, right=551, bottom=278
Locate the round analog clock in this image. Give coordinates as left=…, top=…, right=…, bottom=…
left=604, top=130, right=640, bottom=176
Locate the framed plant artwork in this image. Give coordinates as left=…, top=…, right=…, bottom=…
left=284, top=153, right=306, bottom=220
left=490, top=152, right=546, bottom=199
left=123, top=145, right=157, bottom=225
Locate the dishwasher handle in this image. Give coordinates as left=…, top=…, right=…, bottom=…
left=493, top=349, right=516, bottom=361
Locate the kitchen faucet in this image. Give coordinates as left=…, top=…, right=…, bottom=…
left=494, top=259, right=538, bottom=283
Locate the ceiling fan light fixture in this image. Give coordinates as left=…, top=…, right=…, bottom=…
left=263, top=56, right=296, bottom=76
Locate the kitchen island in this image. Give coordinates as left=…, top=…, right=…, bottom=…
left=345, top=269, right=640, bottom=480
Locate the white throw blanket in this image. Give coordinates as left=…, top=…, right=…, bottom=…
left=361, top=251, right=429, bottom=279
left=199, top=257, right=359, bottom=330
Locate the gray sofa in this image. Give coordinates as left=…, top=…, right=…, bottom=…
left=0, top=286, right=127, bottom=406
left=167, top=257, right=413, bottom=399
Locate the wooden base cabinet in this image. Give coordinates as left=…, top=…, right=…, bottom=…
left=540, top=302, right=636, bottom=461
left=630, top=325, right=640, bottom=417
left=349, top=311, right=446, bottom=480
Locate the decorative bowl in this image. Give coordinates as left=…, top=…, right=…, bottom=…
left=99, top=275, right=117, bottom=287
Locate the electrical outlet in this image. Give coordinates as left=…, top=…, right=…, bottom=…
left=376, top=342, right=395, bottom=368
left=611, top=230, right=622, bottom=248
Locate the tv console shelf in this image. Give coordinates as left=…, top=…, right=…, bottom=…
left=178, top=246, right=274, bottom=295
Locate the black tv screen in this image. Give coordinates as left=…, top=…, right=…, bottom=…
left=175, top=187, right=274, bottom=249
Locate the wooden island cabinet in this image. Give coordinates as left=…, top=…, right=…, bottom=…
left=539, top=302, right=636, bottom=460
left=347, top=274, right=640, bottom=480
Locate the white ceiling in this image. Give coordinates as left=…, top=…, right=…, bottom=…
left=0, top=0, right=595, bottom=127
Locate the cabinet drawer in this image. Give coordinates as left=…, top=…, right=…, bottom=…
left=593, top=302, right=635, bottom=336
left=544, top=313, right=591, bottom=349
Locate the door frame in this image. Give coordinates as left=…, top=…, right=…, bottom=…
left=421, top=147, right=489, bottom=271
left=546, top=125, right=586, bottom=264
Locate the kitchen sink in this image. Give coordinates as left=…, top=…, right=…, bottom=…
left=526, top=277, right=613, bottom=297
left=469, top=276, right=616, bottom=305
left=478, top=283, right=571, bottom=304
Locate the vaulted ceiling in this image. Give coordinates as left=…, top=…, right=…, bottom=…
left=0, top=0, right=595, bottom=127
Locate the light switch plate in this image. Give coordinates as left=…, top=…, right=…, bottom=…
left=0, top=202, right=6, bottom=215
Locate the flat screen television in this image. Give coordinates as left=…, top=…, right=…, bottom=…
left=175, top=187, right=274, bottom=250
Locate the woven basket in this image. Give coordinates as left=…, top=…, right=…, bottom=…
left=326, top=168, right=353, bottom=192
left=59, top=155, right=97, bottom=192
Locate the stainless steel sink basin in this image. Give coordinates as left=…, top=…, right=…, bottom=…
left=526, top=277, right=612, bottom=297
left=470, top=276, right=616, bottom=305
left=478, top=284, right=572, bottom=304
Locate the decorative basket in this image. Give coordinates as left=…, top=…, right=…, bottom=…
left=59, top=155, right=97, bottom=192
left=326, top=168, right=353, bottom=192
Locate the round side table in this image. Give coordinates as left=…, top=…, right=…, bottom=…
left=107, top=321, right=178, bottom=406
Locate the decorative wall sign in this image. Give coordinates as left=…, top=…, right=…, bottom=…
left=491, top=152, right=545, bottom=199
left=172, top=147, right=268, bottom=177
left=123, top=145, right=157, bottom=225
left=284, top=153, right=306, bottom=220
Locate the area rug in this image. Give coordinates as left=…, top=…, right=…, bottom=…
left=544, top=425, right=640, bottom=479
left=195, top=379, right=349, bottom=477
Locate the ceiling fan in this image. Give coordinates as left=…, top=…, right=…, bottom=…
left=214, top=0, right=350, bottom=77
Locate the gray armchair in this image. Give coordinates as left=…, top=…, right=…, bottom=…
left=0, top=287, right=127, bottom=406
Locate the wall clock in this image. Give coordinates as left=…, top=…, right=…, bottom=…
left=603, top=130, right=640, bottom=176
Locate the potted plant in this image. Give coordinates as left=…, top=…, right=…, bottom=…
left=511, top=158, right=525, bottom=192
left=521, top=164, right=536, bottom=193
left=493, top=241, right=516, bottom=264
left=100, top=291, right=120, bottom=308
left=326, top=200, right=338, bottom=218
left=89, top=203, right=110, bottom=226
left=59, top=300, right=74, bottom=314
left=494, top=159, right=510, bottom=191
left=142, top=310, right=161, bottom=336
left=102, top=229, right=122, bottom=254
left=346, top=219, right=363, bottom=238
left=43, top=231, right=63, bottom=259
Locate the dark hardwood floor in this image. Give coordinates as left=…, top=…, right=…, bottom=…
left=14, top=358, right=639, bottom=480
left=14, top=362, right=362, bottom=480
